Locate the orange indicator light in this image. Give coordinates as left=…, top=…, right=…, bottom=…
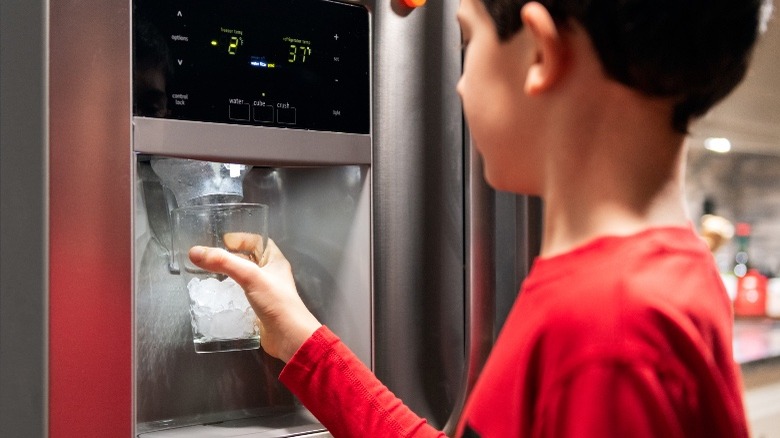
left=401, top=0, right=426, bottom=7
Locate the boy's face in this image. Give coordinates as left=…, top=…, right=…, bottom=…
left=456, top=0, right=544, bottom=194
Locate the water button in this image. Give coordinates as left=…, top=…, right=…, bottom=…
left=277, top=107, right=297, bottom=125
left=229, top=103, right=250, bottom=121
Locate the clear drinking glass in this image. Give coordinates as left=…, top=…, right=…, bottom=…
left=172, top=203, right=269, bottom=353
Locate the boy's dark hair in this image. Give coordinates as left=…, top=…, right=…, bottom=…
left=481, top=0, right=770, bottom=133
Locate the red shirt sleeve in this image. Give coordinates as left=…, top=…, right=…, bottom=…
left=280, top=326, right=447, bottom=438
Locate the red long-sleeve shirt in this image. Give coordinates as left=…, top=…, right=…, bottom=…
left=280, top=226, right=749, bottom=437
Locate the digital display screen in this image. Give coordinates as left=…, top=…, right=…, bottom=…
left=133, top=0, right=370, bottom=134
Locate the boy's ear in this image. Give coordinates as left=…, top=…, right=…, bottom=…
left=521, top=2, right=565, bottom=96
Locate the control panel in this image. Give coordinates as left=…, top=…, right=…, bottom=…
left=133, top=0, right=370, bottom=134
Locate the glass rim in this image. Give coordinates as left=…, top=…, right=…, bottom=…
left=172, top=202, right=268, bottom=216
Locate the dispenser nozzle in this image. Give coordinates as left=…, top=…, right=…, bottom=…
left=150, top=157, right=252, bottom=207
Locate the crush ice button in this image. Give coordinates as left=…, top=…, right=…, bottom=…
left=277, top=107, right=297, bottom=125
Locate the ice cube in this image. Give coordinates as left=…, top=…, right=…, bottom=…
left=187, top=277, right=258, bottom=340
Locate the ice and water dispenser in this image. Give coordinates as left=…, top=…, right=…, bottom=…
left=133, top=0, right=371, bottom=435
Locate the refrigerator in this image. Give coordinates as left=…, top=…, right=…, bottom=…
left=0, top=0, right=542, bottom=436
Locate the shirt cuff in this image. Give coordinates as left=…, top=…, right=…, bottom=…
left=279, top=325, right=339, bottom=384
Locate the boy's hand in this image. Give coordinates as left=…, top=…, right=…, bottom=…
left=188, top=239, right=321, bottom=362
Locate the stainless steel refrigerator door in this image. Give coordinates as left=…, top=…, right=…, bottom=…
left=371, top=0, right=466, bottom=428
left=0, top=0, right=49, bottom=436
left=371, top=1, right=543, bottom=431
left=48, top=0, right=135, bottom=434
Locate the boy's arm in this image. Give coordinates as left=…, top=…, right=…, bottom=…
left=280, top=326, right=448, bottom=438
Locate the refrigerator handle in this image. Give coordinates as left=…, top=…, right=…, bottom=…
left=443, top=137, right=496, bottom=435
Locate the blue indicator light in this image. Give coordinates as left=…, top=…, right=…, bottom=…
left=250, top=56, right=268, bottom=68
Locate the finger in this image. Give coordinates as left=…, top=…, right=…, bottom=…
left=188, top=246, right=265, bottom=291
left=223, top=232, right=267, bottom=265
left=223, top=232, right=264, bottom=252
left=263, top=239, right=287, bottom=264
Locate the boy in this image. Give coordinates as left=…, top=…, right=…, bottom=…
left=189, top=0, right=772, bottom=436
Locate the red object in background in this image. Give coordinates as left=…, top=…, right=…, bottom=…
left=734, top=269, right=768, bottom=317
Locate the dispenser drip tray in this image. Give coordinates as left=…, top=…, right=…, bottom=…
left=137, top=408, right=327, bottom=437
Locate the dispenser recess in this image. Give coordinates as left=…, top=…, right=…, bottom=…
left=133, top=0, right=372, bottom=435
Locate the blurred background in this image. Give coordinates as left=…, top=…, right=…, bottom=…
left=684, top=13, right=780, bottom=438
